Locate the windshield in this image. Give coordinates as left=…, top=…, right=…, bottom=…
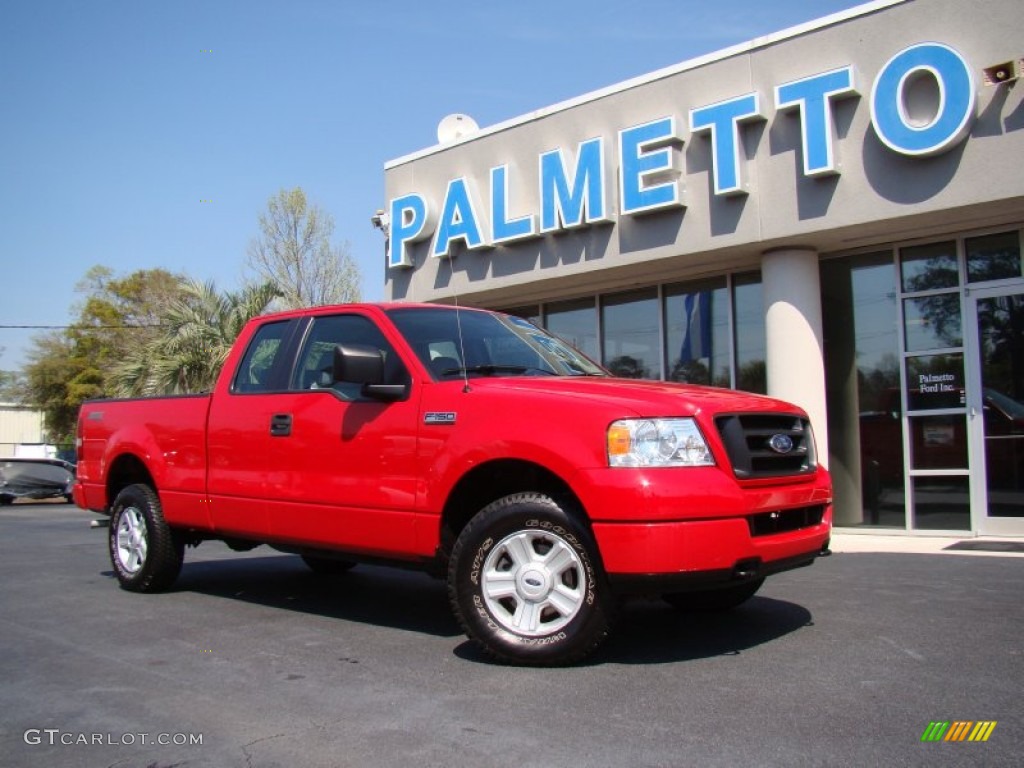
left=386, top=307, right=607, bottom=379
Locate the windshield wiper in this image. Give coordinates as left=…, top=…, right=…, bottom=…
left=441, top=365, right=557, bottom=377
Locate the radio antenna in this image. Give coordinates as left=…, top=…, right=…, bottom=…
left=448, top=254, right=471, bottom=393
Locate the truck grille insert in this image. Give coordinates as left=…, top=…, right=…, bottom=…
left=748, top=505, right=826, bottom=537
left=715, top=413, right=816, bottom=479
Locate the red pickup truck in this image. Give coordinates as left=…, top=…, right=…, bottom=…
left=75, top=303, right=832, bottom=665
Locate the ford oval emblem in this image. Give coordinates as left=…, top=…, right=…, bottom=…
left=768, top=434, right=794, bottom=454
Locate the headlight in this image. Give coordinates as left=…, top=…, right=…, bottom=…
left=607, top=418, right=715, bottom=467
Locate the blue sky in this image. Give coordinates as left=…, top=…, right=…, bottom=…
left=0, top=0, right=865, bottom=370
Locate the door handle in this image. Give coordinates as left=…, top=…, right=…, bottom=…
left=270, top=413, right=292, bottom=437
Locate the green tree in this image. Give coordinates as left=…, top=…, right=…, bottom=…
left=246, top=187, right=361, bottom=309
left=20, top=266, right=188, bottom=443
left=0, top=348, right=23, bottom=402
left=111, top=279, right=280, bottom=396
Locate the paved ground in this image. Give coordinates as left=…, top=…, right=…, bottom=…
left=1, top=501, right=1021, bottom=767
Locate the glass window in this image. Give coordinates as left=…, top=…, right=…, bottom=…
left=850, top=255, right=906, bottom=528
left=900, top=241, right=958, bottom=292
left=733, top=273, right=766, bottom=394
left=966, top=231, right=1021, bottom=283
left=977, top=293, right=1024, bottom=518
left=851, top=256, right=901, bottom=413
left=824, top=253, right=905, bottom=528
left=232, top=321, right=290, bottom=393
left=664, top=278, right=730, bottom=387
left=909, top=415, right=968, bottom=469
left=544, top=298, right=599, bottom=361
left=903, top=294, right=962, bottom=351
left=388, top=307, right=603, bottom=378
left=500, top=305, right=542, bottom=326
left=602, top=289, right=659, bottom=379
left=905, top=353, right=965, bottom=411
left=292, top=314, right=407, bottom=398
left=913, top=476, right=971, bottom=531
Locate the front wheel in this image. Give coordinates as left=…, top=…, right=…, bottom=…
left=448, top=492, right=613, bottom=666
left=108, top=484, right=184, bottom=592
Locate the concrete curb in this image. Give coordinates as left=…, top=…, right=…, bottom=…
left=830, top=530, right=1024, bottom=557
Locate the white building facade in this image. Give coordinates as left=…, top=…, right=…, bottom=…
left=382, top=0, right=1024, bottom=536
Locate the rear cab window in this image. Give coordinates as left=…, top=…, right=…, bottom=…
left=231, top=320, right=292, bottom=393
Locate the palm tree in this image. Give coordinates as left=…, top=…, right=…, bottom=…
left=111, top=280, right=280, bottom=396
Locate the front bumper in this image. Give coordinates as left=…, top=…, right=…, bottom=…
left=575, top=464, right=832, bottom=592
left=593, top=509, right=832, bottom=594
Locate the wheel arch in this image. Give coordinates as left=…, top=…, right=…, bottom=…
left=106, top=453, right=156, bottom=507
left=438, top=458, right=587, bottom=563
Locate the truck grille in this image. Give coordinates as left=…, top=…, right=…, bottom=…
left=748, top=505, right=825, bottom=537
left=715, top=413, right=816, bottom=479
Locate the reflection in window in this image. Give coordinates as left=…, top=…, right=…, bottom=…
left=913, top=476, right=971, bottom=531
left=909, top=415, right=968, bottom=469
left=733, top=273, right=766, bottom=394
left=966, top=231, right=1021, bottom=284
left=900, top=241, right=958, bottom=292
left=824, top=252, right=906, bottom=528
left=977, top=293, right=1024, bottom=517
left=602, top=289, right=660, bottom=379
left=500, top=305, right=542, bottom=326
left=903, top=294, right=962, bottom=351
left=232, top=321, right=290, bottom=393
left=544, top=298, right=599, bottom=361
left=292, top=314, right=407, bottom=397
left=664, top=278, right=730, bottom=386
left=905, top=353, right=965, bottom=410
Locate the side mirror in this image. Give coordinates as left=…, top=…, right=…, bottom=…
left=332, top=344, right=407, bottom=402
left=333, top=343, right=384, bottom=384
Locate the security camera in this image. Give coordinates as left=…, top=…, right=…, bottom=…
left=983, top=60, right=1021, bottom=86
left=370, top=210, right=390, bottom=235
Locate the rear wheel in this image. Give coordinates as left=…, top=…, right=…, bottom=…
left=448, top=492, right=613, bottom=666
left=0, top=494, right=14, bottom=506
left=108, top=484, right=183, bottom=592
left=663, top=578, right=764, bottom=613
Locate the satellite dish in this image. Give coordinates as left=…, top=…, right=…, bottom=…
left=437, top=113, right=479, bottom=144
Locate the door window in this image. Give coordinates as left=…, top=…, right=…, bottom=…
left=291, top=315, right=408, bottom=399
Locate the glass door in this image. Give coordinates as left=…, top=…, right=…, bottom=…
left=967, top=286, right=1024, bottom=535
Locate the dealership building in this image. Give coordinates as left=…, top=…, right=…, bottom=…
left=381, top=0, right=1024, bottom=537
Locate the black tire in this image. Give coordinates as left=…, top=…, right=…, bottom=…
left=663, top=578, right=765, bottom=613
left=300, top=554, right=356, bottom=575
left=448, top=492, right=613, bottom=666
left=0, top=494, right=14, bottom=506
left=108, top=484, right=184, bottom=592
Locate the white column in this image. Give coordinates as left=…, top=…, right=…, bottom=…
left=761, top=247, right=828, bottom=467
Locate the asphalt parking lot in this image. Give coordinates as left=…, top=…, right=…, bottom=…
left=1, top=502, right=1021, bottom=767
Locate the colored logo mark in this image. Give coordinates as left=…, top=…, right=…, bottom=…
left=921, top=721, right=997, bottom=742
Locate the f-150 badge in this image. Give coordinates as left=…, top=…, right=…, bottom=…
left=424, top=412, right=457, bottom=425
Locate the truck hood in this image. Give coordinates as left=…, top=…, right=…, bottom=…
left=463, top=376, right=805, bottom=418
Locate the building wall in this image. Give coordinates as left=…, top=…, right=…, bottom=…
left=383, top=0, right=1024, bottom=308
left=380, top=0, right=1024, bottom=535
left=0, top=404, right=45, bottom=456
